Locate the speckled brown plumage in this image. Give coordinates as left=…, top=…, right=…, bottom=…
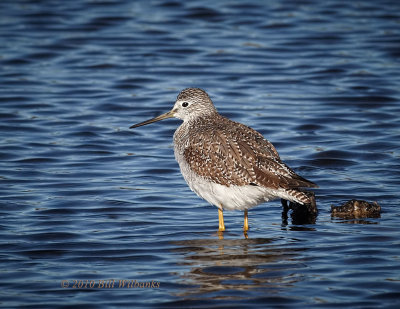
left=175, top=113, right=316, bottom=204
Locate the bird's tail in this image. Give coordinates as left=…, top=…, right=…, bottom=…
left=286, top=189, right=313, bottom=205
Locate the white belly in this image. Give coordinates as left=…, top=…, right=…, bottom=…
left=189, top=177, right=278, bottom=211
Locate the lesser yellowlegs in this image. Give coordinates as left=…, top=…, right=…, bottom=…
left=130, top=88, right=317, bottom=232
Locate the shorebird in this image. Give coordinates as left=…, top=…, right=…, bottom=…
left=130, top=88, right=317, bottom=233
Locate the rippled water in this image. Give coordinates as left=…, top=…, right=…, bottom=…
left=1, top=0, right=400, bottom=308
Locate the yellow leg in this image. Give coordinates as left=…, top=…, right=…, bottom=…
left=218, top=208, right=225, bottom=231
left=243, top=209, right=249, bottom=232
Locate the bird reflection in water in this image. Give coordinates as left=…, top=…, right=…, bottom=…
left=170, top=237, right=305, bottom=299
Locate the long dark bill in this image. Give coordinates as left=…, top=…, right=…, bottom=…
left=130, top=110, right=175, bottom=129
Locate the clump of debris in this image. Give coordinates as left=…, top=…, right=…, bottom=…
left=331, top=199, right=381, bottom=219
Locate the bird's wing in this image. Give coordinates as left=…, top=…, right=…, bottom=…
left=232, top=121, right=318, bottom=189
left=254, top=157, right=318, bottom=189
left=183, top=119, right=317, bottom=189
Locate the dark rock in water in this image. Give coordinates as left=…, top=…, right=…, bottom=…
left=281, top=191, right=317, bottom=225
left=331, top=200, right=381, bottom=219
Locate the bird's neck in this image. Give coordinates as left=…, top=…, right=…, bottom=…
left=183, top=111, right=221, bottom=125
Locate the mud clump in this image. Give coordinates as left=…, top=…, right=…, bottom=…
left=331, top=199, right=381, bottom=219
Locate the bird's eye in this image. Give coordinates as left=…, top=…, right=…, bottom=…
left=182, top=102, right=189, bottom=108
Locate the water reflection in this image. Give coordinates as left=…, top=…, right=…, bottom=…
left=332, top=218, right=380, bottom=225
left=171, top=238, right=304, bottom=298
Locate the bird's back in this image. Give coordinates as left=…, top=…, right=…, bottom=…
left=174, top=114, right=317, bottom=191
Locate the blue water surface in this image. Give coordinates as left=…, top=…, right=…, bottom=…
left=1, top=0, right=400, bottom=308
